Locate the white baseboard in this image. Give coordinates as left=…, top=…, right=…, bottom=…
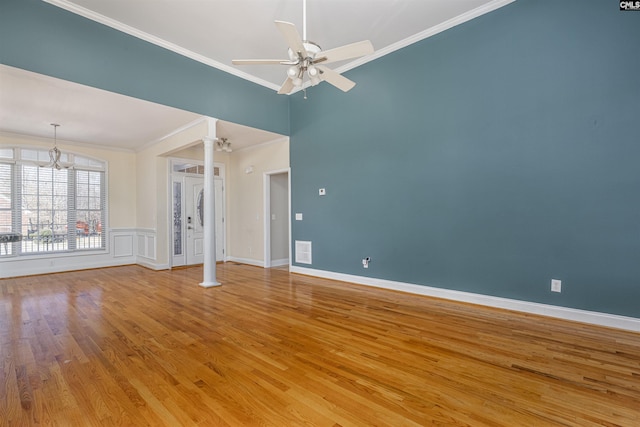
left=290, top=266, right=640, bottom=333
left=226, top=256, right=264, bottom=268
left=270, top=258, right=289, bottom=267
left=1, top=256, right=136, bottom=278
left=136, top=259, right=170, bottom=271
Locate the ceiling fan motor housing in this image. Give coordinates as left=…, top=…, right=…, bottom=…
left=288, top=41, right=321, bottom=65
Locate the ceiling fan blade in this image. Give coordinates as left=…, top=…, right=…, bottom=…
left=314, top=40, right=374, bottom=65
left=275, top=20, right=308, bottom=57
left=232, top=59, right=290, bottom=65
left=277, top=77, right=295, bottom=95
left=316, top=66, right=356, bottom=92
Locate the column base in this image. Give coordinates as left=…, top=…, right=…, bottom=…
left=199, top=281, right=222, bottom=288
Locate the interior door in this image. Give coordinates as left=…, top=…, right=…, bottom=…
left=185, top=176, right=205, bottom=265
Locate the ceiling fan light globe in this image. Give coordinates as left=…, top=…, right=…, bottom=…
left=308, top=66, right=318, bottom=77
left=309, top=75, right=321, bottom=86
left=292, top=77, right=303, bottom=87
left=287, top=66, right=298, bottom=77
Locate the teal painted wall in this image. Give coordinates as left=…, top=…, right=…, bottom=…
left=0, top=0, right=289, bottom=135
left=290, top=0, right=640, bottom=318
left=2, top=0, right=640, bottom=318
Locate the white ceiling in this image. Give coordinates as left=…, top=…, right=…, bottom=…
left=0, top=64, right=284, bottom=152
left=0, top=64, right=203, bottom=151
left=0, top=0, right=512, bottom=151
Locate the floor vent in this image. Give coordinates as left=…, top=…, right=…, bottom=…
left=295, top=240, right=312, bottom=264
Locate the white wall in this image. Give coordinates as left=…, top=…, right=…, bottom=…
left=135, top=119, right=209, bottom=268
left=227, top=138, right=289, bottom=265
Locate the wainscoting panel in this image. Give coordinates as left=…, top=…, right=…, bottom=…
left=113, top=234, right=133, bottom=258
left=0, top=228, right=139, bottom=278
left=135, top=229, right=156, bottom=260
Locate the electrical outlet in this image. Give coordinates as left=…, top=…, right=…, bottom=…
left=319, top=188, right=326, bottom=196
left=551, top=279, right=562, bottom=293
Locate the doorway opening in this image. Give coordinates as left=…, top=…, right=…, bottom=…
left=264, top=169, right=290, bottom=268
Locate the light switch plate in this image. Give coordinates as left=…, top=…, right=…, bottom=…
left=295, top=213, right=303, bottom=221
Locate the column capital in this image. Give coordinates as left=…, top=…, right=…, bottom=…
left=202, top=136, right=216, bottom=145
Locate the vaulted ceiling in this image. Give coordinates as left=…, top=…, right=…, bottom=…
left=0, top=0, right=512, bottom=150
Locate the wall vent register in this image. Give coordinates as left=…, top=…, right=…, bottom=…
left=295, top=240, right=312, bottom=264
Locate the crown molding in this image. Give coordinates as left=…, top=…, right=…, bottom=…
left=336, top=0, right=516, bottom=75
left=44, top=0, right=515, bottom=95
left=234, top=135, right=289, bottom=153
left=43, top=0, right=281, bottom=92
left=0, top=131, right=136, bottom=153
left=298, top=0, right=516, bottom=93
left=136, top=116, right=209, bottom=153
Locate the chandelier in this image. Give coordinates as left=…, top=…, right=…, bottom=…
left=216, top=137, right=232, bottom=153
left=43, top=123, right=72, bottom=170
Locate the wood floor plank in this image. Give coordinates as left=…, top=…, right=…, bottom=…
left=1, top=264, right=639, bottom=426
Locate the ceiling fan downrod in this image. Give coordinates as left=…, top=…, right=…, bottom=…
left=302, top=0, right=307, bottom=41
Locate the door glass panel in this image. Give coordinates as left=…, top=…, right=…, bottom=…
left=197, top=189, right=204, bottom=226
left=173, top=181, right=182, bottom=256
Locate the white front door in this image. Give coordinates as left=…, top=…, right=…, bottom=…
left=172, top=169, right=225, bottom=267
left=185, top=176, right=205, bottom=265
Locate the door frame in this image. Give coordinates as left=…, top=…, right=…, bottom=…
left=169, top=158, right=225, bottom=268
left=263, top=168, right=291, bottom=268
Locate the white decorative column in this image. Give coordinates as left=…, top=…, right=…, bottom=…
left=200, top=118, right=221, bottom=287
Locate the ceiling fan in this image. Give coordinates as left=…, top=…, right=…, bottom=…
left=232, top=0, right=374, bottom=95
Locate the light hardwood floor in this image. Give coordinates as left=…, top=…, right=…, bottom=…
left=1, top=264, right=639, bottom=426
